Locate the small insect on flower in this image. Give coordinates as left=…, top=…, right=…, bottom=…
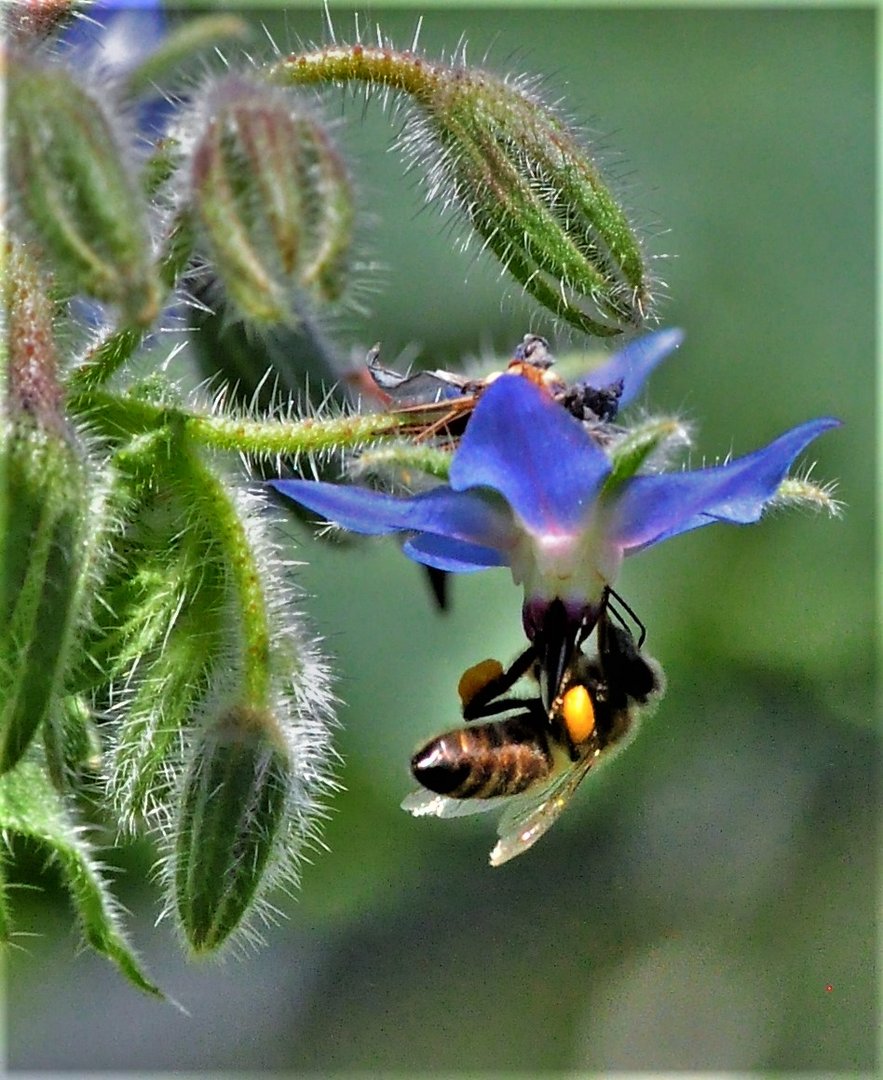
left=402, top=605, right=664, bottom=866
left=359, top=333, right=628, bottom=446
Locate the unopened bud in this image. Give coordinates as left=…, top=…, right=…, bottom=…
left=173, top=704, right=291, bottom=954
left=184, top=76, right=354, bottom=324
left=1, top=242, right=95, bottom=773
left=272, top=45, right=650, bottom=336
left=7, top=55, right=161, bottom=326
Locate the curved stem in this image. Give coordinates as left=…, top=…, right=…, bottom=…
left=176, top=439, right=269, bottom=706
left=267, top=44, right=443, bottom=101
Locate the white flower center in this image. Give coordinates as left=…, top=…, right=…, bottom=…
left=508, top=518, right=623, bottom=610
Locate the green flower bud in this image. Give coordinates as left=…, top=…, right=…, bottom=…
left=272, top=44, right=650, bottom=336
left=172, top=704, right=291, bottom=954
left=7, top=55, right=161, bottom=326
left=1, top=241, right=97, bottom=774
left=183, top=75, right=354, bottom=324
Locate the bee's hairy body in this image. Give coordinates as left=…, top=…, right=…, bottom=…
left=411, top=713, right=571, bottom=799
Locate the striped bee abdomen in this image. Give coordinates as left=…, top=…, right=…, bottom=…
left=411, top=715, right=554, bottom=799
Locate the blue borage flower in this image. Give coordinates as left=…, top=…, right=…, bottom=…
left=270, top=330, right=839, bottom=695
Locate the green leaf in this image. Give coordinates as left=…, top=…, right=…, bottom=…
left=0, top=759, right=163, bottom=998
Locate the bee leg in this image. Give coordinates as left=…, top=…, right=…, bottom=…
left=597, top=610, right=659, bottom=705
left=461, top=644, right=537, bottom=721
left=465, top=695, right=546, bottom=721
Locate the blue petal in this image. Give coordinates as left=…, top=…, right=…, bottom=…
left=269, top=479, right=515, bottom=551
left=611, top=417, right=841, bottom=552
left=403, top=535, right=508, bottom=572
left=61, top=1, right=172, bottom=135
left=577, top=328, right=684, bottom=408
left=62, top=2, right=167, bottom=65
left=449, top=375, right=610, bottom=534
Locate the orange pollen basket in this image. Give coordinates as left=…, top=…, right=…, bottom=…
left=457, top=658, right=505, bottom=707
left=561, top=685, right=595, bottom=744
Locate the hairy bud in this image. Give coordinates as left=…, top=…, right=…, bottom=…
left=272, top=43, right=650, bottom=336
left=172, top=704, right=292, bottom=954
left=6, top=55, right=160, bottom=326
left=182, top=75, right=354, bottom=324
left=1, top=241, right=96, bottom=773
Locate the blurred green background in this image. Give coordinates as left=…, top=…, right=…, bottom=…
left=8, top=3, right=876, bottom=1072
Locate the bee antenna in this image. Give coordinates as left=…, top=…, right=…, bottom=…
left=605, top=587, right=647, bottom=649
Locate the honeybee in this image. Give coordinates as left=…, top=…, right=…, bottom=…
left=401, top=611, right=664, bottom=866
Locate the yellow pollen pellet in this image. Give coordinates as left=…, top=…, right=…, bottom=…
left=561, top=685, right=595, bottom=744
left=457, top=658, right=504, bottom=706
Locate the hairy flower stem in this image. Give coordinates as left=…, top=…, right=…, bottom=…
left=271, top=45, right=443, bottom=98
left=176, top=445, right=270, bottom=706
left=74, top=389, right=408, bottom=458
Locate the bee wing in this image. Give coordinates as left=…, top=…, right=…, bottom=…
left=489, top=754, right=596, bottom=867
left=401, top=789, right=512, bottom=820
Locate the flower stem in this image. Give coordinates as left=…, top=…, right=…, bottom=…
left=177, top=443, right=269, bottom=706
left=76, top=389, right=405, bottom=457
left=268, top=44, right=442, bottom=100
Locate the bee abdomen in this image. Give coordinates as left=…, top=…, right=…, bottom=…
left=411, top=718, right=553, bottom=799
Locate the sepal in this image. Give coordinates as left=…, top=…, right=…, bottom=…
left=0, top=757, right=162, bottom=997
